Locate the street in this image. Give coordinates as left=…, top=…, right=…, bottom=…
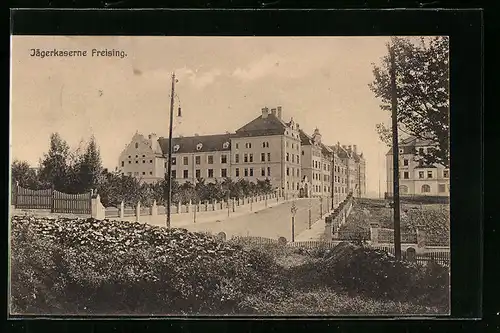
left=163, top=197, right=333, bottom=240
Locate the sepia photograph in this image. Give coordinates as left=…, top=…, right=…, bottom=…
left=9, top=35, right=450, bottom=316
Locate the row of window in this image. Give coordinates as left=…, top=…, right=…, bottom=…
left=285, top=153, right=300, bottom=164
left=169, top=155, right=229, bottom=167
left=400, top=184, right=449, bottom=194
left=235, top=142, right=271, bottom=149
left=122, top=159, right=153, bottom=166
left=171, top=167, right=273, bottom=179
left=400, top=170, right=449, bottom=180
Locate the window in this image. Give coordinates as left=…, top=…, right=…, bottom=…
left=297, top=183, right=300, bottom=190
left=128, top=172, right=132, bottom=176
left=172, top=170, right=176, bottom=178
left=183, top=170, right=189, bottom=179
left=142, top=155, right=145, bottom=158
left=244, top=154, right=248, bottom=163
left=235, top=168, right=240, bottom=177
left=249, top=154, right=253, bottom=163
left=208, top=155, right=214, bottom=164
left=135, top=155, right=138, bottom=158
left=183, top=157, right=189, bottom=165
left=262, top=142, right=266, bottom=148
left=292, top=168, right=295, bottom=177
left=302, top=150, right=304, bottom=156
left=196, top=156, right=201, bottom=165
left=287, top=167, right=290, bottom=176
left=208, top=169, right=214, bottom=178
left=171, top=157, right=176, bottom=165
left=403, top=171, right=409, bottom=179
left=419, top=148, right=425, bottom=155
left=267, top=167, right=271, bottom=176
left=143, top=160, right=146, bottom=164
left=261, top=153, right=265, bottom=162
left=427, top=171, right=433, bottom=178
left=292, top=155, right=295, bottom=163
left=419, top=171, right=424, bottom=179
left=135, top=161, right=138, bottom=164
left=142, top=172, right=146, bottom=175
left=286, top=142, right=289, bottom=148
left=403, top=159, right=409, bottom=166
left=261, top=168, right=265, bottom=176
left=196, top=169, right=201, bottom=179
left=236, top=143, right=239, bottom=149
left=249, top=168, right=254, bottom=177
left=149, top=172, right=153, bottom=175
left=286, top=153, right=289, bottom=162
left=129, top=161, right=131, bottom=164
left=121, top=161, right=124, bottom=167
left=128, top=155, right=131, bottom=159
left=297, top=155, right=300, bottom=164
left=150, top=160, right=153, bottom=163
left=222, top=168, right=228, bottom=178
left=135, top=142, right=139, bottom=149
left=400, top=185, right=408, bottom=194
left=421, top=184, right=431, bottom=193
left=267, top=153, right=271, bottom=162
left=244, top=168, right=248, bottom=177
left=438, top=184, right=446, bottom=193
left=443, top=170, right=449, bottom=178
left=292, top=143, right=294, bottom=149
left=235, top=154, right=239, bottom=163
left=221, top=155, right=227, bottom=164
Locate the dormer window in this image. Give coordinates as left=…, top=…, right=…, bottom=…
left=196, top=143, right=203, bottom=151
left=223, top=142, right=229, bottom=149
left=135, top=142, right=139, bottom=149
left=173, top=144, right=180, bottom=152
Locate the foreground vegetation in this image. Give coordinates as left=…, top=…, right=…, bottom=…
left=11, top=216, right=449, bottom=315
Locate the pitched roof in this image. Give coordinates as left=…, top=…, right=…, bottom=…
left=385, top=136, right=436, bottom=155
left=158, top=134, right=233, bottom=155
left=299, top=129, right=313, bottom=145
left=233, top=113, right=287, bottom=138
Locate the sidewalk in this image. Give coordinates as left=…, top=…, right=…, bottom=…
left=112, top=197, right=292, bottom=227
left=293, top=211, right=331, bottom=242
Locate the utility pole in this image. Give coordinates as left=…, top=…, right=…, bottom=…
left=166, top=72, right=176, bottom=229
left=389, top=44, right=402, bottom=260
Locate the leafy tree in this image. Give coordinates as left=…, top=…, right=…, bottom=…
left=369, top=36, right=449, bottom=168
left=76, top=135, right=103, bottom=193
left=10, top=160, right=44, bottom=190
left=38, top=133, right=71, bottom=191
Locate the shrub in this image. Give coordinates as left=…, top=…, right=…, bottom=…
left=10, top=216, right=289, bottom=315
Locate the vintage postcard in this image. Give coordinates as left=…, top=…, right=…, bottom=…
left=9, top=35, right=450, bottom=316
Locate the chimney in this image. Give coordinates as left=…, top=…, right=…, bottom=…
left=353, top=145, right=357, bottom=154
left=277, top=106, right=282, bottom=119
left=342, top=145, right=347, bottom=149
left=270, top=108, right=276, bottom=116
left=262, top=107, right=269, bottom=118
left=348, top=145, right=352, bottom=151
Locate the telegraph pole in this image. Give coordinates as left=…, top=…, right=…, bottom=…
left=389, top=44, right=402, bottom=260
left=166, top=72, right=176, bottom=229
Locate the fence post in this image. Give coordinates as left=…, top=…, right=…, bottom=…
left=120, top=201, right=124, bottom=219
left=370, top=223, right=379, bottom=245
left=151, top=200, right=158, bottom=217
left=136, top=201, right=141, bottom=222
left=212, top=200, right=216, bottom=211
left=416, top=225, right=426, bottom=249
left=187, top=200, right=191, bottom=213
left=50, top=185, right=55, bottom=213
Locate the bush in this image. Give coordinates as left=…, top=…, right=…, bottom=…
left=10, top=216, right=289, bottom=315
left=286, top=242, right=449, bottom=310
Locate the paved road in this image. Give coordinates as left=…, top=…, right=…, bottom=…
left=175, top=197, right=334, bottom=240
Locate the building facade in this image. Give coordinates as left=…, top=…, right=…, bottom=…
left=386, top=137, right=450, bottom=197
left=117, top=106, right=367, bottom=198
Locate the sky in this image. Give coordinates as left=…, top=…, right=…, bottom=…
left=11, top=36, right=393, bottom=196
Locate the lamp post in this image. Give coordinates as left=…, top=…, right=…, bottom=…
left=291, top=201, right=297, bottom=242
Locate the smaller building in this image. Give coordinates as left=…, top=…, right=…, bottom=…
left=386, top=136, right=450, bottom=196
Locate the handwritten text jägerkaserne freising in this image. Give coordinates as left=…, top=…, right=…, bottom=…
left=30, top=48, right=128, bottom=59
